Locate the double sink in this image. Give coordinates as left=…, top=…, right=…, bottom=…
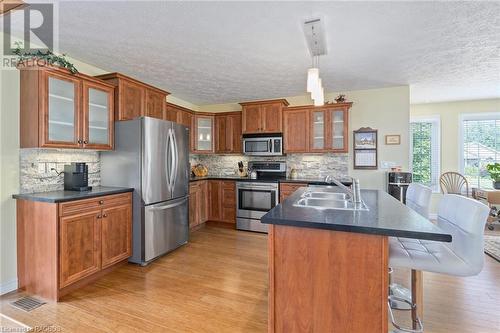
left=293, top=186, right=369, bottom=211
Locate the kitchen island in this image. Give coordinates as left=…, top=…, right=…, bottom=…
left=261, top=187, right=451, bottom=333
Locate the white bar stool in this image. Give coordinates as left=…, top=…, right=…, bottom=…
left=389, top=183, right=432, bottom=310
left=389, top=194, right=490, bottom=332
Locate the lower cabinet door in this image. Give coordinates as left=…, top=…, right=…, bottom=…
left=101, top=204, right=132, bottom=269
left=189, top=185, right=199, bottom=228
left=59, top=209, right=102, bottom=288
left=199, top=181, right=208, bottom=223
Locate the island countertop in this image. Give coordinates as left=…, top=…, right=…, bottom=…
left=261, top=187, right=452, bottom=242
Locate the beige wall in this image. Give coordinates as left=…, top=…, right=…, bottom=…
left=410, top=98, right=500, bottom=213
left=200, top=86, right=411, bottom=190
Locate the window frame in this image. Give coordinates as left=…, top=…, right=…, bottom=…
left=409, top=115, right=441, bottom=193
left=459, top=112, right=500, bottom=189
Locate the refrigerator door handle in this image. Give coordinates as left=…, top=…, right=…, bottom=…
left=165, top=128, right=172, bottom=192
left=171, top=128, right=179, bottom=191
left=148, top=197, right=188, bottom=211
left=169, top=128, right=177, bottom=191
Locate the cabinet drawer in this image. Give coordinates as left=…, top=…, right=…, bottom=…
left=59, top=192, right=132, bottom=216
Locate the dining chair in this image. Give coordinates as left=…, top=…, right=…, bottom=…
left=440, top=172, right=469, bottom=196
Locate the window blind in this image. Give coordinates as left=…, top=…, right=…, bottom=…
left=462, top=117, right=500, bottom=189
left=410, top=119, right=440, bottom=192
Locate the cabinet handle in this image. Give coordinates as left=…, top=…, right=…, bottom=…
left=83, top=140, right=88, bottom=144
left=97, top=215, right=102, bottom=219
left=99, top=200, right=104, bottom=204
left=103, top=213, right=107, bottom=218
left=77, top=139, right=83, bottom=144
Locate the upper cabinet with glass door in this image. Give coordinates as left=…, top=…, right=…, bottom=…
left=194, top=115, right=214, bottom=153
left=44, top=71, right=81, bottom=147
left=82, top=82, right=114, bottom=150
left=19, top=65, right=115, bottom=150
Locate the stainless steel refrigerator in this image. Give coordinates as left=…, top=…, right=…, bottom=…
left=101, top=117, right=190, bottom=265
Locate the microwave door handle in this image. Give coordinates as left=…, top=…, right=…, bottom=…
left=269, top=139, right=272, bottom=153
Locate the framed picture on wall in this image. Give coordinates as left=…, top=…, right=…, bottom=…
left=354, top=130, right=377, bottom=149
left=385, top=134, right=401, bottom=145
left=353, top=127, right=378, bottom=169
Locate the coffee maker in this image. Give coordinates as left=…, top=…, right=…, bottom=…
left=386, top=171, right=412, bottom=203
left=64, top=163, right=92, bottom=191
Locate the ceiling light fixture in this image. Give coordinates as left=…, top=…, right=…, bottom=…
left=303, top=18, right=327, bottom=106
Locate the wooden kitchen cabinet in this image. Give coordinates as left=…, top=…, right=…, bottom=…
left=284, top=103, right=352, bottom=153
left=145, top=89, right=166, bottom=119
left=82, top=81, right=115, bottom=150
left=215, top=112, right=242, bottom=153
left=283, top=109, right=310, bottom=153
left=19, top=65, right=115, bottom=150
left=189, top=181, right=209, bottom=229
left=208, top=180, right=222, bottom=221
left=96, top=72, right=169, bottom=121
left=279, top=182, right=307, bottom=202
left=16, top=191, right=132, bottom=301
left=208, top=180, right=236, bottom=225
left=240, top=99, right=289, bottom=134
left=193, top=114, right=214, bottom=153
left=101, top=203, right=132, bottom=268
left=59, top=209, right=102, bottom=288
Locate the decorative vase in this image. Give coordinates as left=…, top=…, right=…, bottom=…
left=494, top=180, right=500, bottom=190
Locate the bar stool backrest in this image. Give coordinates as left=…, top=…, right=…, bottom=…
left=437, top=194, right=490, bottom=276
left=406, top=183, right=432, bottom=219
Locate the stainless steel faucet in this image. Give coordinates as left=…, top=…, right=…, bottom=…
left=324, top=176, right=362, bottom=203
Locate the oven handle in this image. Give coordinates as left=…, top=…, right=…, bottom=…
left=237, top=184, right=278, bottom=190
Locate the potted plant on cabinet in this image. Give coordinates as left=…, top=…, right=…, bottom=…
left=486, top=163, right=500, bottom=189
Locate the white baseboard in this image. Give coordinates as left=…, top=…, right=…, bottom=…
left=0, top=278, right=18, bottom=295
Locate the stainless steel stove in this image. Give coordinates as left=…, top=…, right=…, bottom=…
left=236, top=161, right=286, bottom=233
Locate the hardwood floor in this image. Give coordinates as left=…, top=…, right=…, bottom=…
left=1, top=226, right=499, bottom=332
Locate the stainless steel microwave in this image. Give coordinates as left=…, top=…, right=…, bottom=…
left=242, top=135, right=283, bottom=156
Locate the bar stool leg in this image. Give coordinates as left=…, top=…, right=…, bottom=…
left=411, top=270, right=423, bottom=329
left=388, top=269, right=424, bottom=333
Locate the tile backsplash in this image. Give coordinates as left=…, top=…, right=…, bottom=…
left=190, top=153, right=349, bottom=179
left=20, top=149, right=100, bottom=193
left=20, top=148, right=348, bottom=193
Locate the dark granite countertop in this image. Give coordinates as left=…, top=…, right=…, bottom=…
left=12, top=186, right=134, bottom=203
left=190, top=175, right=351, bottom=186
left=261, top=187, right=452, bottom=242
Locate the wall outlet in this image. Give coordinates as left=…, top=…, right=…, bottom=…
left=47, top=163, right=56, bottom=172
left=381, top=161, right=397, bottom=169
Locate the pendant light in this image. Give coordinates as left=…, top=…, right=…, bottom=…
left=314, top=86, right=324, bottom=106
left=306, top=67, right=319, bottom=93
left=303, top=18, right=327, bottom=107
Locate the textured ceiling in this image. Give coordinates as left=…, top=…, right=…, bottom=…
left=9, top=1, right=500, bottom=104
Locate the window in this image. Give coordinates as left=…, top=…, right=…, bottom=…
left=410, top=116, right=440, bottom=192
left=460, top=113, right=500, bottom=189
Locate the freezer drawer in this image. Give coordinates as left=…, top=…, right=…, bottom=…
left=144, top=196, right=188, bottom=262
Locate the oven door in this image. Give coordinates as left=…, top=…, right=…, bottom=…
left=236, top=182, right=278, bottom=219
